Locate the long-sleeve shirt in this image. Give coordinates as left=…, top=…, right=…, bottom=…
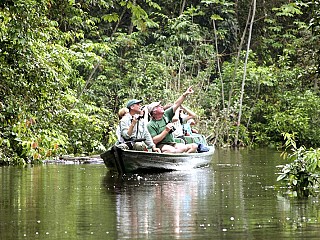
left=115, top=125, right=124, bottom=143
left=120, top=114, right=155, bottom=148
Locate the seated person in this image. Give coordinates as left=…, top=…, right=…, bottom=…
left=147, top=87, right=198, bottom=153
left=189, top=119, right=199, bottom=133
left=163, top=104, right=184, bottom=138
left=172, top=105, right=197, bottom=138
left=183, top=118, right=199, bottom=136
left=182, top=118, right=207, bottom=146
left=116, top=107, right=129, bottom=143
left=119, top=99, right=161, bottom=153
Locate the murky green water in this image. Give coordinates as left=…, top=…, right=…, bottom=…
left=1, top=148, right=320, bottom=239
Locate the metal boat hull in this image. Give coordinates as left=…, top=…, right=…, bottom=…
left=101, top=145, right=215, bottom=174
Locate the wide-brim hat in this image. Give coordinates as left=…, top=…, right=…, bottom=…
left=147, top=101, right=161, bottom=113
left=126, top=99, right=143, bottom=108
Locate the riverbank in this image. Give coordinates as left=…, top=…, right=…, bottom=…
left=43, top=155, right=103, bottom=164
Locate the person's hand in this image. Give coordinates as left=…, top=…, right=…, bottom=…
left=131, top=114, right=141, bottom=124
left=183, top=86, right=194, bottom=97
left=165, top=123, right=175, bottom=133
left=192, top=129, right=199, bottom=134
left=131, top=117, right=138, bottom=125
left=153, top=147, right=161, bottom=153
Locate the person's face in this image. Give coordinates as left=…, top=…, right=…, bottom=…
left=152, top=104, right=164, bottom=115
left=131, top=103, right=141, bottom=114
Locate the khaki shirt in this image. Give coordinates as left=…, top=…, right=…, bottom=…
left=120, top=114, right=155, bottom=148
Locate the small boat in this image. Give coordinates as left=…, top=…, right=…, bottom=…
left=101, top=136, right=215, bottom=174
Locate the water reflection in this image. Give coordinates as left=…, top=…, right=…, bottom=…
left=1, top=148, right=320, bottom=239
left=0, top=164, right=117, bottom=240
left=101, top=148, right=320, bottom=239
left=102, top=167, right=214, bottom=239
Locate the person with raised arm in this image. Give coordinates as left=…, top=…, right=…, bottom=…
left=147, top=87, right=198, bottom=153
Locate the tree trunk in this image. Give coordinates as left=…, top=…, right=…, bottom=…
left=180, top=0, right=186, bottom=15
left=128, top=0, right=136, bottom=35
left=227, top=4, right=252, bottom=116
left=111, top=9, right=126, bottom=41
left=212, top=19, right=225, bottom=110
left=234, top=0, right=256, bottom=146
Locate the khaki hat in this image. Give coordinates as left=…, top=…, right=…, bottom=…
left=147, top=101, right=161, bottom=113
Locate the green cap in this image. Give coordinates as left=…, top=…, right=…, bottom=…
left=126, top=99, right=143, bottom=108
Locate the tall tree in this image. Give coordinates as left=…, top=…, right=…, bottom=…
left=235, top=0, right=256, bottom=146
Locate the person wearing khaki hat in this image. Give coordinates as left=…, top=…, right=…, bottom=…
left=119, top=99, right=161, bottom=153
left=147, top=86, right=198, bottom=153
left=147, top=101, right=162, bottom=114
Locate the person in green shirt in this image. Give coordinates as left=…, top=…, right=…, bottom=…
left=147, top=87, right=198, bottom=153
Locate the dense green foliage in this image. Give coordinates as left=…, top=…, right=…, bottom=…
left=1, top=0, right=319, bottom=164
left=277, top=133, right=320, bottom=197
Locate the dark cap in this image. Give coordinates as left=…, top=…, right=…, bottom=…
left=126, top=99, right=143, bottom=108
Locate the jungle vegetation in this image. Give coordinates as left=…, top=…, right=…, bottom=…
left=1, top=0, right=320, bottom=165
left=277, top=133, right=320, bottom=197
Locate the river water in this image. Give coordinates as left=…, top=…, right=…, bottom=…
left=1, top=148, right=320, bottom=239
